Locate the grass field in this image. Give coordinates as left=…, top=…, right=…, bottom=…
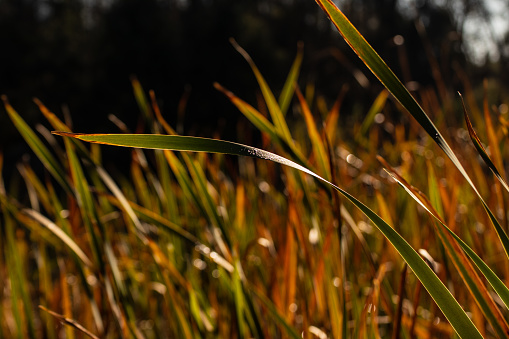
left=2, top=1, right=509, bottom=338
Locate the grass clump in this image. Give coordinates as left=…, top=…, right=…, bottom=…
left=2, top=1, right=509, bottom=338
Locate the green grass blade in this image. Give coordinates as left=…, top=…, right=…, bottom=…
left=279, top=42, right=304, bottom=117
left=183, top=156, right=232, bottom=249
left=4, top=209, right=36, bottom=338
left=250, top=287, right=301, bottom=339
left=232, top=260, right=247, bottom=337
left=387, top=165, right=509, bottom=312
left=358, top=89, right=389, bottom=138
left=2, top=97, right=72, bottom=193
left=214, top=83, right=280, bottom=141
left=230, top=38, right=293, bottom=144
left=214, top=83, right=313, bottom=174
left=52, top=132, right=482, bottom=338
left=381, top=166, right=509, bottom=336
left=314, top=0, right=509, bottom=262
left=131, top=77, right=153, bottom=121
left=63, top=138, right=104, bottom=268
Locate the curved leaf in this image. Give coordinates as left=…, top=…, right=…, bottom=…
left=314, top=0, right=509, bottom=263
left=52, top=132, right=482, bottom=338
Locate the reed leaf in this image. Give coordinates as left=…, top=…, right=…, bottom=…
left=314, top=0, right=509, bottom=262
left=52, top=132, right=482, bottom=338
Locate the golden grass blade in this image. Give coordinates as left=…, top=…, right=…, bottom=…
left=22, top=209, right=93, bottom=267
left=295, top=85, right=331, bottom=180
left=214, top=83, right=313, bottom=174
left=63, top=138, right=104, bottom=267
left=214, top=82, right=281, bottom=141
left=39, top=306, right=99, bottom=339
left=381, top=161, right=509, bottom=336
left=461, top=93, right=509, bottom=194
left=324, top=86, right=347, bottom=143
left=230, top=38, right=293, bottom=143
left=358, top=90, right=389, bottom=138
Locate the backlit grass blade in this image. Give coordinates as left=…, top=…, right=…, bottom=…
left=461, top=94, right=509, bottom=194
left=39, top=306, right=99, bottom=339
left=214, top=83, right=280, bottom=141
left=314, top=0, right=509, bottom=261
left=250, top=287, right=301, bottom=339
left=482, top=81, right=506, bottom=180
left=386, top=158, right=509, bottom=310
left=52, top=132, right=482, bottom=338
left=63, top=138, right=104, bottom=268
left=22, top=209, right=93, bottom=267
left=2, top=206, right=26, bottom=338
left=131, top=77, right=153, bottom=121
left=230, top=38, right=293, bottom=144
left=104, top=194, right=199, bottom=243
left=358, top=90, right=389, bottom=138
left=313, top=0, right=445, bottom=150
left=380, top=160, right=509, bottom=337
left=2, top=96, right=72, bottom=193
left=214, top=83, right=312, bottom=172
left=279, top=42, right=304, bottom=117
left=295, top=85, right=331, bottom=181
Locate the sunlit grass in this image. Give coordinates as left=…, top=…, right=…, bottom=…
left=2, top=2, right=509, bottom=338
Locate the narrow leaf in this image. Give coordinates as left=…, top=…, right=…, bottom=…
left=314, top=0, right=509, bottom=262
left=52, top=132, right=482, bottom=338
left=230, top=38, right=293, bottom=143
left=461, top=93, right=509, bottom=193
left=2, top=96, right=72, bottom=193
left=279, top=42, right=304, bottom=117
left=22, top=209, right=93, bottom=267
left=380, top=160, right=509, bottom=336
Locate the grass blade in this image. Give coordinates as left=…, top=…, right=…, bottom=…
left=314, top=0, right=509, bottom=262
left=358, top=90, right=389, bottom=138
left=22, top=209, right=93, bottom=267
left=39, top=306, right=99, bottom=339
left=63, top=138, right=104, bottom=268
left=380, top=158, right=509, bottom=337
left=279, top=42, right=304, bottom=117
left=2, top=96, right=72, bottom=193
left=295, top=85, right=331, bottom=180
left=230, top=38, right=293, bottom=144
left=52, top=132, right=482, bottom=338
left=461, top=93, right=509, bottom=193
left=382, top=157, right=509, bottom=309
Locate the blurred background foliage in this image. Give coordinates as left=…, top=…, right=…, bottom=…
left=1, top=0, right=508, bottom=172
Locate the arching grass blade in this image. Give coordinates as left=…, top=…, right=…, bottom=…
left=314, top=0, right=509, bottom=262
left=52, top=132, right=482, bottom=339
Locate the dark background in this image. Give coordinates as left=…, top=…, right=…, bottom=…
left=1, top=0, right=507, bottom=173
